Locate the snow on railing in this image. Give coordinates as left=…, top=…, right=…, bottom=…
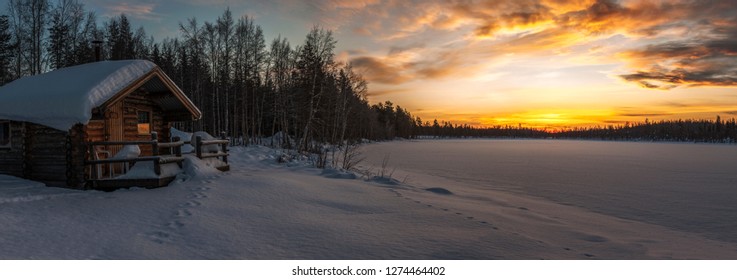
left=85, top=131, right=185, bottom=179
left=194, top=131, right=229, bottom=165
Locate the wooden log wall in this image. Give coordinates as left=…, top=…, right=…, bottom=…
left=0, top=121, right=25, bottom=177
left=120, top=90, right=169, bottom=156
left=24, top=123, right=68, bottom=186
left=67, top=124, right=86, bottom=189
left=85, top=120, right=105, bottom=143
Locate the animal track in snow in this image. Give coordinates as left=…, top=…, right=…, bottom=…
left=166, top=220, right=185, bottom=229
left=176, top=209, right=192, bottom=217
left=185, top=200, right=201, bottom=207
left=147, top=231, right=173, bottom=244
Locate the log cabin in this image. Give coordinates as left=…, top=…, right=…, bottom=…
left=0, top=60, right=203, bottom=189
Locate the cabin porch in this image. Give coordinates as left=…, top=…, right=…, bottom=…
left=85, top=131, right=229, bottom=190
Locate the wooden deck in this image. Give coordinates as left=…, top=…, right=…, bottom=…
left=87, top=176, right=177, bottom=190
left=84, top=131, right=230, bottom=190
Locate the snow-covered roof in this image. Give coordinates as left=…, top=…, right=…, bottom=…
left=0, top=60, right=196, bottom=131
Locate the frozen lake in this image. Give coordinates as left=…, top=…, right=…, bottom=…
left=361, top=139, right=737, bottom=243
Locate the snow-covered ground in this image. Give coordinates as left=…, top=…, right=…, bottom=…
left=1, top=140, right=737, bottom=259
left=358, top=139, right=737, bottom=258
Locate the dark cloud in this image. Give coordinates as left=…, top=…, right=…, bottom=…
left=387, top=43, right=426, bottom=55
left=620, top=71, right=681, bottom=90
left=619, top=36, right=737, bottom=89
left=541, top=1, right=734, bottom=91
left=366, top=88, right=410, bottom=97
left=352, top=46, right=478, bottom=85
left=614, top=1, right=737, bottom=90
left=350, top=56, right=411, bottom=85
left=474, top=1, right=554, bottom=37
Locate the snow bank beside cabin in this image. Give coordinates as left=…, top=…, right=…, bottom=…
left=170, top=127, right=194, bottom=154
left=0, top=60, right=156, bottom=131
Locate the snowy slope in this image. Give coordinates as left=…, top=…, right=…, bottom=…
left=0, top=60, right=155, bottom=131
left=1, top=142, right=737, bottom=259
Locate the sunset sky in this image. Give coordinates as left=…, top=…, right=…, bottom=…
left=84, top=0, right=737, bottom=130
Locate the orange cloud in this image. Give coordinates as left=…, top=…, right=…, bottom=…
left=338, top=0, right=737, bottom=91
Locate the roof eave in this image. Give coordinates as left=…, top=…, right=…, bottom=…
left=98, top=67, right=202, bottom=120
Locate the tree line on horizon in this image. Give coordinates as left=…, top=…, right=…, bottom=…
left=1, top=0, right=733, bottom=154
left=412, top=117, right=737, bottom=143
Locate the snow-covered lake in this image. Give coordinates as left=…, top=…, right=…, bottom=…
left=360, top=139, right=737, bottom=243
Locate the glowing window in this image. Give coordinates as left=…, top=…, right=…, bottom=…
left=137, top=111, right=151, bottom=135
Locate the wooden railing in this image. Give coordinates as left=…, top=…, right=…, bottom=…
left=85, top=132, right=185, bottom=179
left=194, top=131, right=229, bottom=164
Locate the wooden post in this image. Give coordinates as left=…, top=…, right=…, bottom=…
left=151, top=132, right=160, bottom=177
left=195, top=135, right=202, bottom=159
left=172, top=136, right=181, bottom=157
left=220, top=131, right=228, bottom=164
left=173, top=136, right=182, bottom=168
left=154, top=159, right=161, bottom=176
left=151, top=131, right=159, bottom=156
left=21, top=122, right=31, bottom=178
left=88, top=143, right=98, bottom=180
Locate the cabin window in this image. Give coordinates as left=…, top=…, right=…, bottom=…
left=0, top=121, right=9, bottom=148
left=137, top=111, right=151, bottom=135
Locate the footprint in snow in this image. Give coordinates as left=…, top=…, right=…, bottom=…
left=147, top=231, right=173, bottom=244
left=166, top=220, right=185, bottom=229
left=183, top=200, right=201, bottom=207
left=176, top=209, right=192, bottom=217
left=193, top=192, right=207, bottom=199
